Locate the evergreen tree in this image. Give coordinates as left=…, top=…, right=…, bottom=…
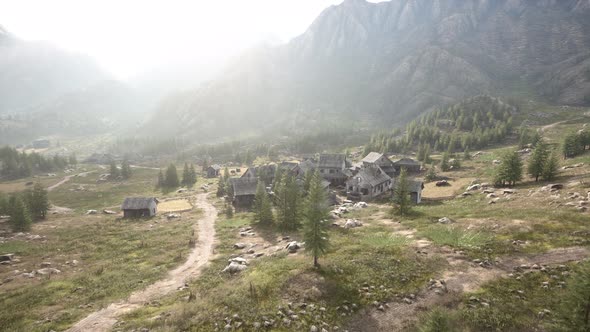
left=541, top=149, right=560, bottom=182
left=527, top=141, right=548, bottom=182
left=109, top=161, right=120, bottom=180
left=425, top=165, right=437, bottom=182
left=440, top=152, right=451, bottom=172
left=165, top=164, right=179, bottom=187
left=0, top=193, right=7, bottom=216
left=423, top=144, right=431, bottom=164
left=69, top=153, right=77, bottom=165
left=303, top=171, right=330, bottom=267
left=29, top=182, right=49, bottom=219
left=494, top=151, right=523, bottom=187
left=253, top=181, right=273, bottom=225
left=188, top=164, right=197, bottom=187
left=157, top=169, right=164, bottom=188
left=121, top=158, right=132, bottom=179
left=563, top=132, right=583, bottom=159
left=275, top=173, right=301, bottom=230
left=181, top=163, right=191, bottom=187
left=303, top=170, right=314, bottom=193
left=450, top=157, right=461, bottom=170
left=463, top=147, right=471, bottom=160
left=216, top=176, right=226, bottom=197
left=392, top=168, right=412, bottom=217
left=223, top=167, right=230, bottom=182
left=10, top=196, right=31, bottom=232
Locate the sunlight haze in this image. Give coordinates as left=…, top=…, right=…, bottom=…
left=0, top=0, right=363, bottom=78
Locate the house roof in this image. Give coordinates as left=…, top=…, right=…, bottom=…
left=349, top=165, right=391, bottom=187
left=362, top=152, right=384, bottom=163
left=122, top=197, right=158, bottom=210
left=392, top=179, right=424, bottom=193
left=210, top=164, right=221, bottom=171
left=318, top=154, right=346, bottom=168
left=230, top=178, right=259, bottom=196
left=241, top=164, right=277, bottom=179
left=393, top=158, right=421, bottom=166
left=298, top=159, right=316, bottom=174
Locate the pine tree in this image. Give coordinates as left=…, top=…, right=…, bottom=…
left=541, top=149, right=560, bottom=182
left=10, top=196, right=31, bottom=232
left=254, top=181, right=273, bottom=225
left=527, top=141, right=548, bottom=182
left=303, top=171, right=330, bottom=268
left=121, top=158, right=132, bottom=179
left=69, top=153, right=77, bottom=165
left=463, top=147, right=471, bottom=160
left=181, top=163, right=190, bottom=187
left=157, top=169, right=164, bottom=188
left=276, top=173, right=301, bottom=230
left=450, top=157, right=461, bottom=170
left=216, top=177, right=226, bottom=197
left=425, top=165, right=437, bottom=182
left=423, top=144, right=431, bottom=164
left=494, top=151, right=523, bottom=187
left=440, top=152, right=451, bottom=172
left=392, top=168, right=412, bottom=217
left=188, top=164, right=197, bottom=187
left=165, top=164, right=179, bottom=187
left=223, top=167, right=230, bottom=182
left=109, top=161, right=120, bottom=180
left=563, top=132, right=583, bottom=159
left=303, top=170, right=314, bottom=193
left=29, top=182, right=49, bottom=219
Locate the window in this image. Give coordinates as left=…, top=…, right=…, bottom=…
left=329, top=169, right=335, bottom=174
left=320, top=169, right=324, bottom=173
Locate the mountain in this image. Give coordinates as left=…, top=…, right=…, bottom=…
left=0, top=26, right=109, bottom=114
left=143, top=0, right=590, bottom=141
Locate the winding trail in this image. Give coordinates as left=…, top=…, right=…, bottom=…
left=66, top=193, right=217, bottom=332
left=347, top=215, right=590, bottom=332
left=47, top=171, right=96, bottom=192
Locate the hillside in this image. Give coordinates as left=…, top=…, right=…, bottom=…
left=143, top=0, right=590, bottom=141
left=0, top=27, right=109, bottom=114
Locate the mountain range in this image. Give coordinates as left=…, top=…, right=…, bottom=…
left=143, top=0, right=590, bottom=141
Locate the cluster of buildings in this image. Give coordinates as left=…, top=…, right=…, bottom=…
left=221, top=152, right=424, bottom=209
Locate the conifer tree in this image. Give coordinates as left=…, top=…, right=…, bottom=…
left=29, top=182, right=49, bottom=219
left=276, top=173, right=301, bottom=230
left=121, top=158, right=132, bottom=179
left=556, top=262, right=590, bottom=331
left=541, top=149, right=560, bottom=182
left=10, top=196, right=31, bottom=232
left=156, top=169, right=164, bottom=188
left=109, top=161, right=120, bottom=180
left=494, top=151, right=523, bottom=187
left=182, top=163, right=190, bottom=186
left=188, top=164, right=197, bottom=187
left=463, top=147, right=471, bottom=160
left=527, top=140, right=548, bottom=182
left=563, top=132, right=583, bottom=159
left=253, top=181, right=273, bottom=225
left=165, top=163, right=179, bottom=187
left=303, top=171, right=330, bottom=267
left=425, top=165, right=437, bottom=182
left=392, top=168, right=412, bottom=217
left=69, top=153, right=77, bottom=165
left=216, top=176, right=226, bottom=197
left=440, top=152, right=451, bottom=172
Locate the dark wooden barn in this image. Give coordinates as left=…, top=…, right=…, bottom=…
left=121, top=197, right=159, bottom=218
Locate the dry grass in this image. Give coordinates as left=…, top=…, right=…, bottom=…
left=422, top=177, right=475, bottom=199
left=158, top=199, right=193, bottom=213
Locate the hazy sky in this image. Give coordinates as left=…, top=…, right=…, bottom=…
left=0, top=0, right=372, bottom=79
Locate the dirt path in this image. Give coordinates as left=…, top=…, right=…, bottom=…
left=348, top=217, right=589, bottom=332
left=47, top=171, right=95, bottom=192
left=66, top=193, right=217, bottom=332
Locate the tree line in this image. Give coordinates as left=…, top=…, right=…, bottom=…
left=0, top=182, right=49, bottom=232
left=0, top=146, right=76, bottom=180
left=157, top=163, right=197, bottom=189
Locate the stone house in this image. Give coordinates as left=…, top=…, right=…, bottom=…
left=318, top=154, right=348, bottom=186
left=392, top=179, right=424, bottom=204
left=206, top=164, right=221, bottom=178
left=362, top=152, right=397, bottom=177
left=392, top=158, right=421, bottom=173
left=121, top=197, right=158, bottom=218
left=229, top=178, right=258, bottom=208
left=346, top=165, right=392, bottom=200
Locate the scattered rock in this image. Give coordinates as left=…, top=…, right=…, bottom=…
left=36, top=268, right=61, bottom=275
left=85, top=210, right=98, bottom=215
left=0, top=254, right=14, bottom=262
left=222, top=262, right=247, bottom=274
left=102, top=210, right=117, bottom=215
left=435, top=180, right=450, bottom=187
left=286, top=241, right=303, bottom=253
left=167, top=213, right=181, bottom=219
left=467, top=184, right=481, bottom=191
left=344, top=219, right=363, bottom=229
left=40, top=262, right=52, bottom=268
left=233, top=243, right=247, bottom=249
left=438, top=217, right=454, bottom=224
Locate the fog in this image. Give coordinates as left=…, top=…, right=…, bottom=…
left=0, top=0, right=353, bottom=79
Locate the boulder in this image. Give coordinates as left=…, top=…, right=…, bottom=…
left=228, top=257, right=248, bottom=265
left=548, top=183, right=564, bottom=190
left=435, top=180, right=450, bottom=187
left=286, top=241, right=302, bottom=253
left=457, top=192, right=472, bottom=198
left=344, top=219, right=363, bottom=229
left=233, top=243, right=247, bottom=250
left=85, top=210, right=98, bottom=215
left=354, top=202, right=368, bottom=209
left=222, top=262, right=247, bottom=274
left=438, top=217, right=454, bottom=224
left=102, top=210, right=117, bottom=215
left=167, top=213, right=181, bottom=219
left=36, top=268, right=61, bottom=275
left=486, top=193, right=497, bottom=199
left=40, top=262, right=52, bottom=268
left=492, top=160, right=501, bottom=165
left=503, top=189, right=516, bottom=194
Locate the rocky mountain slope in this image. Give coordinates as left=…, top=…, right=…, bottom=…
left=143, top=0, right=590, bottom=141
